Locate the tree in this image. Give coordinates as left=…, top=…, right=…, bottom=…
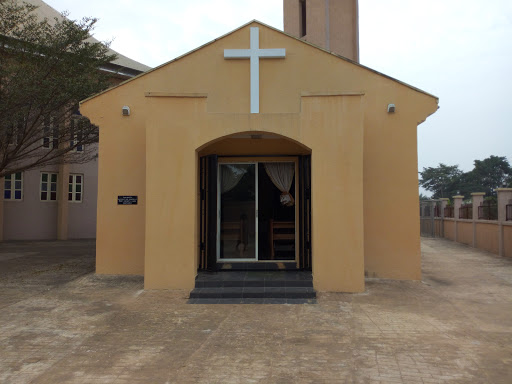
left=419, top=156, right=512, bottom=199
left=470, top=156, right=512, bottom=195
left=0, top=0, right=116, bottom=178
left=419, top=163, right=462, bottom=199
left=419, top=193, right=430, bottom=201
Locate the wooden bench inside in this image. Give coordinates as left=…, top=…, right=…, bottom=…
left=269, top=219, right=295, bottom=259
left=221, top=219, right=248, bottom=243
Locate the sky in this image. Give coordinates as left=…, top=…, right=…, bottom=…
left=44, top=0, right=512, bottom=195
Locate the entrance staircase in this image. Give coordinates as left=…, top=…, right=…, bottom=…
left=188, top=270, right=316, bottom=304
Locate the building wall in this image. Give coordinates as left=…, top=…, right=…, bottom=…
left=94, top=103, right=146, bottom=275
left=329, top=0, right=359, bottom=61
left=198, top=138, right=310, bottom=157
left=81, top=22, right=437, bottom=291
left=3, top=168, right=59, bottom=240
left=283, top=0, right=301, bottom=39
left=68, top=157, right=98, bottom=239
left=142, top=95, right=365, bottom=292
left=2, top=152, right=98, bottom=241
left=283, top=0, right=359, bottom=61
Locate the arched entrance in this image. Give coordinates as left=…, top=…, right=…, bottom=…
left=197, top=132, right=312, bottom=272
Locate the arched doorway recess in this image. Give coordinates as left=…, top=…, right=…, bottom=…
left=197, top=132, right=312, bottom=272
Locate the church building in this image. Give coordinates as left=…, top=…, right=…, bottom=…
left=80, top=1, right=438, bottom=292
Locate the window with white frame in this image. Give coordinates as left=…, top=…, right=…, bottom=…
left=40, top=172, right=58, bottom=201
left=70, top=118, right=84, bottom=152
left=68, top=174, right=83, bottom=202
left=43, top=116, right=59, bottom=149
left=4, top=172, right=23, bottom=200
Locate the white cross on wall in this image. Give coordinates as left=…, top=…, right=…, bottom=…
left=224, top=27, right=286, bottom=114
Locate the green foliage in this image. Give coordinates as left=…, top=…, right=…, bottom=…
left=419, top=193, right=430, bottom=201
left=0, top=0, right=117, bottom=177
left=419, top=156, right=512, bottom=199
left=484, top=195, right=497, bottom=204
left=419, top=163, right=462, bottom=198
left=471, top=156, right=512, bottom=194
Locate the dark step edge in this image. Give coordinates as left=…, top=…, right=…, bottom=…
left=188, top=298, right=317, bottom=304
left=215, top=262, right=299, bottom=271
left=189, top=288, right=316, bottom=300
left=195, top=280, right=313, bottom=288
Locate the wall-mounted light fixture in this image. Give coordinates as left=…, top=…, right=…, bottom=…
left=122, top=106, right=131, bottom=116
left=387, top=104, right=396, bottom=113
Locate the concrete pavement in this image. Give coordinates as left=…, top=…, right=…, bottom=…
left=0, top=238, right=511, bottom=383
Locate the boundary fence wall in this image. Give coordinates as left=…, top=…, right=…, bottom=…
left=420, top=188, right=512, bottom=258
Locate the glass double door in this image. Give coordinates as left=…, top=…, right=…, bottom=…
left=217, top=161, right=296, bottom=262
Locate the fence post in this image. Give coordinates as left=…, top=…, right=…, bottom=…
left=471, top=192, right=485, bottom=247
left=439, top=198, right=449, bottom=237
left=453, top=195, right=464, bottom=243
left=497, top=188, right=512, bottom=256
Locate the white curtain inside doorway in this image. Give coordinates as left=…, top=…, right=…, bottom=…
left=221, top=164, right=249, bottom=194
left=264, top=162, right=295, bottom=206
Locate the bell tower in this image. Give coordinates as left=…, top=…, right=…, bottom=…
left=283, top=0, right=359, bottom=62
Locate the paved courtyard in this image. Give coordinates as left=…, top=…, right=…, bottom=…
left=0, top=238, right=511, bottom=383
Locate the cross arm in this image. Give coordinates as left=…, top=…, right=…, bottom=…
left=224, top=49, right=251, bottom=59
left=257, top=49, right=286, bottom=58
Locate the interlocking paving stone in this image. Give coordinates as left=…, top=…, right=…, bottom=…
left=0, top=238, right=511, bottom=383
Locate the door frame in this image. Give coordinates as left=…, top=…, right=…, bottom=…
left=217, top=156, right=299, bottom=265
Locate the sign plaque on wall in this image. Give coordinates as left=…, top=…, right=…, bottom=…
left=117, top=196, right=138, bottom=205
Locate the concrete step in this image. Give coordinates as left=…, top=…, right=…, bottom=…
left=216, top=262, right=298, bottom=271
left=195, top=279, right=313, bottom=288
left=188, top=298, right=317, bottom=304
left=189, top=286, right=316, bottom=300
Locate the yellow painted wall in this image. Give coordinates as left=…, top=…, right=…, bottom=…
left=504, top=225, right=512, bottom=258
left=80, top=22, right=437, bottom=291
left=93, top=88, right=146, bottom=275
left=475, top=222, right=499, bottom=255
left=444, top=220, right=455, bottom=241
left=457, top=221, right=473, bottom=246
left=198, top=137, right=310, bottom=157
left=140, top=95, right=364, bottom=291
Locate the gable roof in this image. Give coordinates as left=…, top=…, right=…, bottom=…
left=82, top=19, right=438, bottom=104
left=19, top=0, right=151, bottom=73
